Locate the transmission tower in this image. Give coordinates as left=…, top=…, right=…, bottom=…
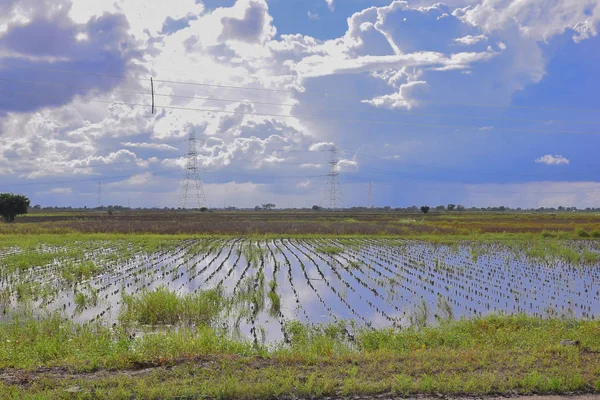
left=178, top=131, right=207, bottom=209
left=368, top=181, right=373, bottom=208
left=97, top=181, right=102, bottom=208
left=323, top=145, right=343, bottom=209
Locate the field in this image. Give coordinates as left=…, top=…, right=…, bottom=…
left=1, top=211, right=600, bottom=398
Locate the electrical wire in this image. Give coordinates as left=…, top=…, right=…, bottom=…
left=1, top=62, right=599, bottom=112
left=0, top=63, right=295, bottom=93
left=2, top=77, right=600, bottom=125
left=2, top=90, right=599, bottom=135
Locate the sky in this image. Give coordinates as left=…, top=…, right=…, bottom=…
left=0, top=0, right=599, bottom=209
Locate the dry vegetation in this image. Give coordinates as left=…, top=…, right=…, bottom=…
left=6, top=209, right=600, bottom=236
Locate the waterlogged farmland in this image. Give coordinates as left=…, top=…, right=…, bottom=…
left=2, top=237, right=600, bottom=343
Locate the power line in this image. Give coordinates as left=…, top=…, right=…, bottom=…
left=1, top=62, right=599, bottom=113
left=2, top=158, right=600, bottom=196
left=3, top=77, right=600, bottom=125
left=2, top=90, right=600, bottom=135
left=340, top=174, right=600, bottom=195
left=3, top=160, right=147, bottom=175
left=0, top=63, right=294, bottom=93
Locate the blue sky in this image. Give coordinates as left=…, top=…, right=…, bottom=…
left=0, top=0, right=599, bottom=208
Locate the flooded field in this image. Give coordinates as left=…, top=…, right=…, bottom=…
left=2, top=238, right=600, bottom=343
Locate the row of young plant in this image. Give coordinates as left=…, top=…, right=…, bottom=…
left=2, top=238, right=599, bottom=344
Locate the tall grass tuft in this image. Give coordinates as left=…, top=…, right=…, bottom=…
left=409, top=298, right=429, bottom=329
left=435, top=295, right=454, bottom=323
left=120, top=286, right=225, bottom=327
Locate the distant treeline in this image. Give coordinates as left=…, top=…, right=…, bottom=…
left=29, top=204, right=595, bottom=212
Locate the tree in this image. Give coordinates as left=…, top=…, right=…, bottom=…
left=0, top=193, right=31, bottom=223
left=200, top=207, right=208, bottom=212
left=447, top=204, right=456, bottom=211
left=456, top=204, right=465, bottom=211
left=435, top=205, right=446, bottom=211
left=420, top=206, right=430, bottom=214
left=262, top=203, right=276, bottom=210
left=312, top=205, right=322, bottom=211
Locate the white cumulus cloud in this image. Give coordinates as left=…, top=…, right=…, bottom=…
left=535, top=154, right=570, bottom=165
left=453, top=34, right=488, bottom=45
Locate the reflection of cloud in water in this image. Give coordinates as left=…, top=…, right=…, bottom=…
left=4, top=238, right=600, bottom=343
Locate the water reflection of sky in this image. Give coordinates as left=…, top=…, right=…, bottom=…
left=2, top=238, right=600, bottom=342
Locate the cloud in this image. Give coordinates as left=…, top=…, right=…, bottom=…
left=68, top=0, right=205, bottom=39
left=455, top=0, right=600, bottom=43
left=0, top=1, right=143, bottom=114
left=293, top=50, right=497, bottom=79
left=325, top=0, right=334, bottom=12
left=453, top=34, right=488, bottom=45
left=107, top=172, right=154, bottom=188
left=307, top=11, right=320, bottom=21
left=45, top=187, right=73, bottom=194
left=1, top=0, right=599, bottom=209
left=297, top=179, right=311, bottom=188
left=219, top=0, right=276, bottom=44
left=121, top=142, right=178, bottom=151
left=363, top=80, right=428, bottom=109
left=309, top=142, right=335, bottom=151
left=338, top=158, right=358, bottom=172
left=464, top=181, right=600, bottom=209
left=535, top=154, right=570, bottom=165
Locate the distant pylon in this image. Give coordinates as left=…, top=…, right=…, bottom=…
left=97, top=181, right=102, bottom=208
left=323, top=145, right=343, bottom=209
left=368, top=181, right=373, bottom=209
left=178, top=130, right=207, bottom=209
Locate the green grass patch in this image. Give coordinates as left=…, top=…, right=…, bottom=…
left=120, top=286, right=225, bottom=327
left=316, top=246, right=343, bottom=255
left=1, top=314, right=600, bottom=397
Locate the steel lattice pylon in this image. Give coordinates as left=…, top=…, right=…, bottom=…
left=323, top=145, right=344, bottom=209
left=178, top=131, right=207, bottom=209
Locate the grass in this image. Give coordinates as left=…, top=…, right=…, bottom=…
left=316, top=245, right=343, bottom=255
left=1, top=313, right=600, bottom=397
left=2, top=212, right=600, bottom=397
left=120, top=286, right=225, bottom=327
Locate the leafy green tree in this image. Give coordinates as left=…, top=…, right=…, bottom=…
left=420, top=206, right=430, bottom=214
left=0, top=193, right=31, bottom=222
left=447, top=204, right=456, bottom=211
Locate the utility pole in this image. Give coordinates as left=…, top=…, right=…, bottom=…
left=323, top=145, right=343, bottom=209
left=368, top=181, right=373, bottom=209
left=178, top=130, right=207, bottom=209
